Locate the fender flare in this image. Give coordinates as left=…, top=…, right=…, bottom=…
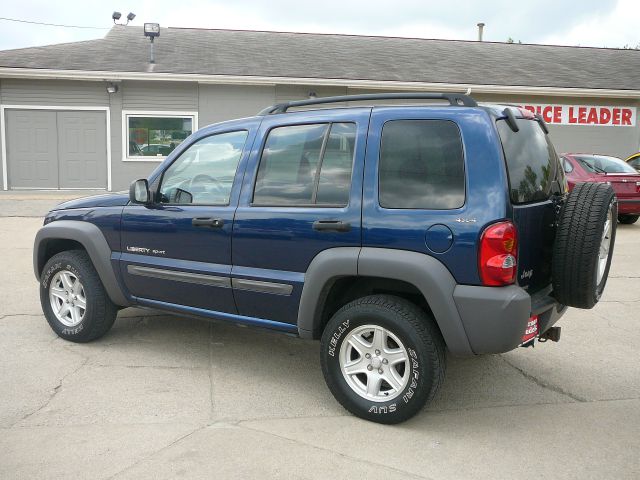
left=33, top=220, right=129, bottom=306
left=297, top=247, right=474, bottom=356
left=297, top=247, right=360, bottom=339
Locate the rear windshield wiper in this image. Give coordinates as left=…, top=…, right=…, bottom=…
left=577, top=158, right=607, bottom=174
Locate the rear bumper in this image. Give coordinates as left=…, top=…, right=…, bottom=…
left=617, top=198, right=640, bottom=215
left=453, top=284, right=567, bottom=355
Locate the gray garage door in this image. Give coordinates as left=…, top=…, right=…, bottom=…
left=5, top=109, right=107, bottom=189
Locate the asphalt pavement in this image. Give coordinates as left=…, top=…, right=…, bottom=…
left=0, top=194, right=638, bottom=479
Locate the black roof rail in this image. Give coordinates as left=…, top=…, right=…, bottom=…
left=257, top=92, right=478, bottom=115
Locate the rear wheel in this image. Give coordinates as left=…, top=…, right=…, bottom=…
left=40, top=250, right=117, bottom=342
left=618, top=214, right=639, bottom=225
left=553, top=182, right=616, bottom=309
left=320, top=295, right=446, bottom=424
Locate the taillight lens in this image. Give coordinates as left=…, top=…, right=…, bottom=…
left=479, top=221, right=518, bottom=286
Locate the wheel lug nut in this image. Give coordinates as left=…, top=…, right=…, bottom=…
left=367, top=365, right=373, bottom=371
left=365, top=353, right=371, bottom=359
left=382, top=358, right=388, bottom=364
left=375, top=349, right=380, bottom=355
left=378, top=368, right=383, bottom=374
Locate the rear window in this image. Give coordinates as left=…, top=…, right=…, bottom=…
left=253, top=122, right=355, bottom=206
left=497, top=119, right=558, bottom=204
left=379, top=120, right=465, bottom=209
left=574, top=154, right=637, bottom=174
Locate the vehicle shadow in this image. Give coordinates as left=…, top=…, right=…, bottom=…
left=98, top=310, right=578, bottom=418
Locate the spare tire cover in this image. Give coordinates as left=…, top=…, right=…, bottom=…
left=552, top=182, right=616, bottom=309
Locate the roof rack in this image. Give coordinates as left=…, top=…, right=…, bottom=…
left=257, top=92, right=478, bottom=115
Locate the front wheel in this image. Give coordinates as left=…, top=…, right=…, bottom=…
left=320, top=295, right=446, bottom=424
left=40, top=250, right=117, bottom=342
left=618, top=214, right=639, bottom=225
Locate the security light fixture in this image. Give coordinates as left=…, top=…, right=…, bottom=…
left=106, top=83, right=119, bottom=94
left=144, top=23, right=161, bottom=64
left=144, top=23, right=160, bottom=37
left=113, top=11, right=136, bottom=25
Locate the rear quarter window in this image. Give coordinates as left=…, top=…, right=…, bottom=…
left=378, top=120, right=465, bottom=209
left=497, top=119, right=557, bottom=204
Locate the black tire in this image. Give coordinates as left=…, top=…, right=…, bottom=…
left=40, top=250, right=117, bottom=342
left=320, top=295, right=446, bottom=424
left=553, top=182, right=617, bottom=309
left=618, top=214, right=639, bottom=225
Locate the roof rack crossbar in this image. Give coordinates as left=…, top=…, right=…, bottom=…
left=257, top=92, right=477, bottom=115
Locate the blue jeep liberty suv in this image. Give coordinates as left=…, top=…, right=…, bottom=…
left=34, top=93, right=617, bottom=423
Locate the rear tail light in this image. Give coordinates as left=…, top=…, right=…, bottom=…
left=479, top=221, right=518, bottom=286
left=636, top=181, right=640, bottom=193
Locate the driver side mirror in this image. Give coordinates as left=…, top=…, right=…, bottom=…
left=129, top=179, right=152, bottom=205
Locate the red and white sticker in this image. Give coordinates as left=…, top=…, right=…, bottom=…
left=521, top=315, right=539, bottom=343
left=518, top=104, right=636, bottom=127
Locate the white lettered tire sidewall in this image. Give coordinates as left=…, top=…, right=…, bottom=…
left=320, top=296, right=444, bottom=424
left=41, top=259, right=88, bottom=337
left=40, top=250, right=117, bottom=343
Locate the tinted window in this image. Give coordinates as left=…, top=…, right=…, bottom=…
left=378, top=120, right=465, bottom=209
left=316, top=123, right=356, bottom=205
left=574, top=154, right=638, bottom=174
left=253, top=123, right=355, bottom=206
left=159, top=130, right=247, bottom=205
left=497, top=119, right=557, bottom=204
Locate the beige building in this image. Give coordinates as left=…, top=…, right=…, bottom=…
left=0, top=25, right=639, bottom=191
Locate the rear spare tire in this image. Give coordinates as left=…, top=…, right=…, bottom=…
left=552, top=182, right=616, bottom=309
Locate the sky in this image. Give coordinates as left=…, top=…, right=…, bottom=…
left=0, top=0, right=638, bottom=51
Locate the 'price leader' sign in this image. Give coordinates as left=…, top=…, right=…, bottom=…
left=519, top=104, right=636, bottom=127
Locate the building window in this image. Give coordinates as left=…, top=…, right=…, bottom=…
left=253, top=122, right=356, bottom=206
left=124, top=112, right=196, bottom=160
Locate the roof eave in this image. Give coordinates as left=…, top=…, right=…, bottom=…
left=0, top=67, right=639, bottom=99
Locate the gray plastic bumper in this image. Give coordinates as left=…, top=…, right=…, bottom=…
left=453, top=284, right=566, bottom=354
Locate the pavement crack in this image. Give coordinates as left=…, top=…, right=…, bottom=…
left=15, top=356, right=89, bottom=426
left=238, top=422, right=434, bottom=480
left=91, top=364, right=207, bottom=370
left=499, top=356, right=588, bottom=403
left=0, top=313, right=43, bottom=320
left=598, top=299, right=640, bottom=303
left=107, top=424, right=207, bottom=479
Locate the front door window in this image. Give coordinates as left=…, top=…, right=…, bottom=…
left=159, top=130, right=248, bottom=205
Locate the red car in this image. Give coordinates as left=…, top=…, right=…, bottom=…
left=561, top=153, right=640, bottom=224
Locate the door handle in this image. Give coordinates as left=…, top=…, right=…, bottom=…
left=312, top=220, right=351, bottom=232
left=192, top=217, right=224, bottom=228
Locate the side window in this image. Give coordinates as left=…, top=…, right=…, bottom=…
left=562, top=157, right=573, bottom=173
left=379, top=120, right=465, bottom=209
left=630, top=158, right=640, bottom=168
left=253, top=123, right=356, bottom=206
left=159, top=130, right=248, bottom=205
